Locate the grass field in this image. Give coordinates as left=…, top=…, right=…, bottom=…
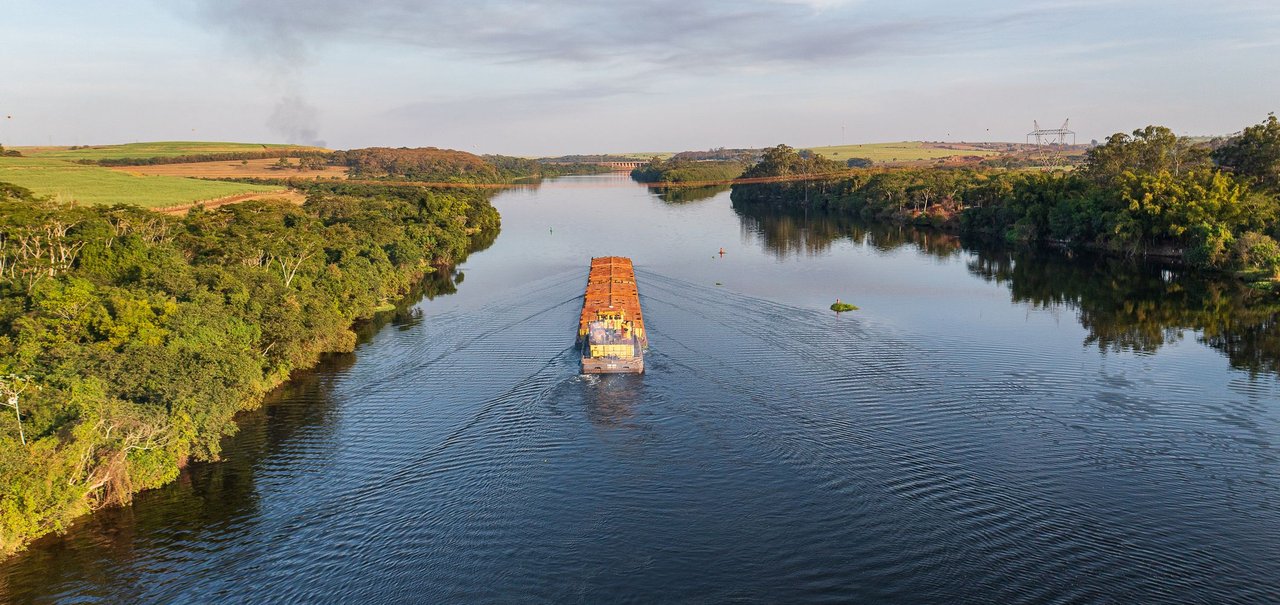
left=0, top=157, right=287, bottom=207
left=805, top=141, right=1003, bottom=163
left=12, top=141, right=328, bottom=161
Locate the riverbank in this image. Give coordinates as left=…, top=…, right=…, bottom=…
left=0, top=182, right=500, bottom=559
left=6, top=173, right=1276, bottom=603
left=728, top=127, right=1280, bottom=288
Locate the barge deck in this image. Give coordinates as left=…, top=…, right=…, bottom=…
left=578, top=256, right=647, bottom=374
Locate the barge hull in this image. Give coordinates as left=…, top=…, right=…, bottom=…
left=581, top=356, right=645, bottom=374
left=578, top=256, right=647, bottom=375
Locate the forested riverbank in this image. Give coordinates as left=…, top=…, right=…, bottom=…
left=731, top=117, right=1280, bottom=282
left=333, top=147, right=609, bottom=182
left=0, top=182, right=499, bottom=558
left=630, top=158, right=748, bottom=184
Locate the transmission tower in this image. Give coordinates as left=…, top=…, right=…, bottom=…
left=1026, top=119, right=1076, bottom=146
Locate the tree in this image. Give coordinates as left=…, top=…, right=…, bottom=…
left=1234, top=232, right=1280, bottom=277
left=297, top=155, right=328, bottom=171
left=1083, top=125, right=1210, bottom=183
left=0, top=375, right=35, bottom=446
left=741, top=145, right=843, bottom=179
left=1213, top=114, right=1280, bottom=191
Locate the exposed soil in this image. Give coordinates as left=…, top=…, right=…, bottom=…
left=110, top=158, right=348, bottom=179
left=152, top=189, right=308, bottom=215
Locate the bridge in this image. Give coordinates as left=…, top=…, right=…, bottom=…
left=594, top=161, right=646, bottom=170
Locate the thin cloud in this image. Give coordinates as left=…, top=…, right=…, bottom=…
left=383, top=83, right=641, bottom=120
left=183, top=0, right=949, bottom=69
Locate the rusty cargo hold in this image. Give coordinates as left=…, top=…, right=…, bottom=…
left=578, top=256, right=647, bottom=374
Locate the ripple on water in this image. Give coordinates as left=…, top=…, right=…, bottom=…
left=3, top=262, right=1278, bottom=604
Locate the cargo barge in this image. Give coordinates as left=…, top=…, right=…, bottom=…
left=578, top=256, right=647, bottom=374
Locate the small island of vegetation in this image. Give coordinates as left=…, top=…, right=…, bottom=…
left=830, top=300, right=858, bottom=312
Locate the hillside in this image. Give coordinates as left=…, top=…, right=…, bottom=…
left=804, top=141, right=1003, bottom=164
left=13, top=141, right=328, bottom=161
left=0, top=157, right=287, bottom=207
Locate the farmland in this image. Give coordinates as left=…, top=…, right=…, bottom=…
left=113, top=157, right=348, bottom=179
left=12, top=141, right=327, bottom=161
left=804, top=141, right=1004, bottom=164
left=0, top=157, right=287, bottom=207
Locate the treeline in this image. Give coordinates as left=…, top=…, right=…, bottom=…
left=672, top=148, right=761, bottom=162
left=740, top=144, right=845, bottom=178
left=630, top=158, right=748, bottom=183
left=0, top=181, right=499, bottom=557
left=333, top=147, right=606, bottom=182
left=334, top=147, right=495, bottom=182
left=731, top=118, right=1280, bottom=277
left=481, top=155, right=612, bottom=180
left=86, top=149, right=328, bottom=167
left=542, top=154, right=643, bottom=163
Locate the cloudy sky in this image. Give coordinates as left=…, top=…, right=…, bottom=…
left=1, top=0, right=1278, bottom=155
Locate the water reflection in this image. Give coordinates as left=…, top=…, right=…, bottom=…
left=0, top=353, right=355, bottom=603
left=969, top=248, right=1280, bottom=377
left=731, top=196, right=1280, bottom=378
left=732, top=195, right=964, bottom=259
left=649, top=185, right=730, bottom=205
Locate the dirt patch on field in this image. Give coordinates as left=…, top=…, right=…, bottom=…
left=153, top=189, right=308, bottom=215
left=112, top=158, right=348, bottom=179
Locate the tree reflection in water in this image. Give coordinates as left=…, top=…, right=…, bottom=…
left=732, top=197, right=1280, bottom=378
left=649, top=185, right=731, bottom=205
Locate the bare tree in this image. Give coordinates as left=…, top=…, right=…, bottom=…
left=0, top=374, right=36, bottom=446
left=0, top=219, right=86, bottom=290
left=270, top=242, right=318, bottom=288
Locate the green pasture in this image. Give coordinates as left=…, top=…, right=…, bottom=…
left=0, top=157, right=285, bottom=207
left=13, top=141, right=327, bottom=161
left=805, top=141, right=1002, bottom=163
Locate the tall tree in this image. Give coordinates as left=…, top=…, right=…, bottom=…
left=1083, top=125, right=1210, bottom=183
left=1213, top=114, right=1280, bottom=192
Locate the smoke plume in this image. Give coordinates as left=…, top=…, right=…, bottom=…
left=269, top=95, right=325, bottom=148
left=184, top=1, right=328, bottom=146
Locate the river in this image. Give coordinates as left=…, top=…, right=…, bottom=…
left=2, top=174, right=1278, bottom=603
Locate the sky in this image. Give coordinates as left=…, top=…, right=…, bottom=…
left=1, top=0, right=1278, bottom=155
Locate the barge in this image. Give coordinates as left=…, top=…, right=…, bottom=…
left=578, top=256, right=647, bottom=374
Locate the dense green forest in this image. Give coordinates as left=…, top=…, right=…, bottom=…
left=731, top=118, right=1280, bottom=278
left=332, top=147, right=606, bottom=182
left=671, top=148, right=761, bottom=162
left=0, top=181, right=499, bottom=557
left=480, top=155, right=612, bottom=180
left=630, top=158, right=748, bottom=183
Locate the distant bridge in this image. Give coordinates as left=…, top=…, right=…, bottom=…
left=594, top=161, right=646, bottom=170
